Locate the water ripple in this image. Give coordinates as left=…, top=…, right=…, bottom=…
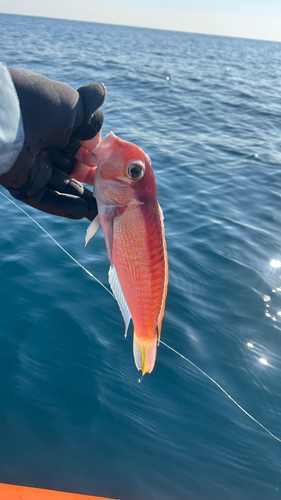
left=1, top=13, right=281, bottom=500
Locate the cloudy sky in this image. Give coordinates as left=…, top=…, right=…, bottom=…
left=1, top=0, right=281, bottom=42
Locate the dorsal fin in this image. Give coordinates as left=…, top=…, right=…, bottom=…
left=91, top=132, right=117, bottom=165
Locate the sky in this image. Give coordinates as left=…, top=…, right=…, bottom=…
left=1, top=0, right=281, bottom=43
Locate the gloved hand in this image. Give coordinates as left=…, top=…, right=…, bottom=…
left=0, top=68, right=106, bottom=220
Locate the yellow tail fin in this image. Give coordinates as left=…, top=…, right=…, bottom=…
left=133, top=334, right=157, bottom=374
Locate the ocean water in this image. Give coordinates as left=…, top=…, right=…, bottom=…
left=1, top=12, right=281, bottom=500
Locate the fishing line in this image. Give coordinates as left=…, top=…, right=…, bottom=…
left=0, top=190, right=114, bottom=299
left=160, top=340, right=281, bottom=443
left=1, top=189, right=281, bottom=444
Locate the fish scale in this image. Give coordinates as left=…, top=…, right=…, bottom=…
left=112, top=202, right=165, bottom=336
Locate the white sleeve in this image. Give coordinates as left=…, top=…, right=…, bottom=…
left=0, top=62, right=25, bottom=175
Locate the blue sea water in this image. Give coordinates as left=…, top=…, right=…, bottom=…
left=1, top=12, right=281, bottom=500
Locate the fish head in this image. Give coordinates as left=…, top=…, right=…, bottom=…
left=91, top=132, right=157, bottom=207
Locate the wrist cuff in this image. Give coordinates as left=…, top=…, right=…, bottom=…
left=0, top=62, right=25, bottom=175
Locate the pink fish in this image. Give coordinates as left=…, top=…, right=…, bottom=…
left=86, top=132, right=168, bottom=374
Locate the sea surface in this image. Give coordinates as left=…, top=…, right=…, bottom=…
left=1, top=13, right=281, bottom=500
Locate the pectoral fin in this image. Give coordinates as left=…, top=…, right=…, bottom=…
left=85, top=214, right=100, bottom=246
left=109, top=265, right=131, bottom=337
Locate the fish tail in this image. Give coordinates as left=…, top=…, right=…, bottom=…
left=133, top=333, right=157, bottom=375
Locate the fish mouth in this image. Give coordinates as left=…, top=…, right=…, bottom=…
left=103, top=181, right=128, bottom=190
left=116, top=176, right=131, bottom=184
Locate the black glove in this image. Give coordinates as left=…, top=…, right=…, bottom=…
left=0, top=68, right=106, bottom=220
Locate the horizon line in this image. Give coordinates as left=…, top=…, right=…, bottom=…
left=1, top=11, right=281, bottom=45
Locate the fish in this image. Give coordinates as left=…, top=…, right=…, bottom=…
left=85, top=132, right=168, bottom=374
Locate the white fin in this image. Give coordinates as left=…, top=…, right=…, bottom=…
left=109, top=265, right=131, bottom=337
left=133, top=334, right=142, bottom=371
left=85, top=215, right=100, bottom=246
left=158, top=202, right=164, bottom=221
left=91, top=132, right=117, bottom=165
left=133, top=334, right=158, bottom=374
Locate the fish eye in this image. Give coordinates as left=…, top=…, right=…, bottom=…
left=126, top=161, right=145, bottom=180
